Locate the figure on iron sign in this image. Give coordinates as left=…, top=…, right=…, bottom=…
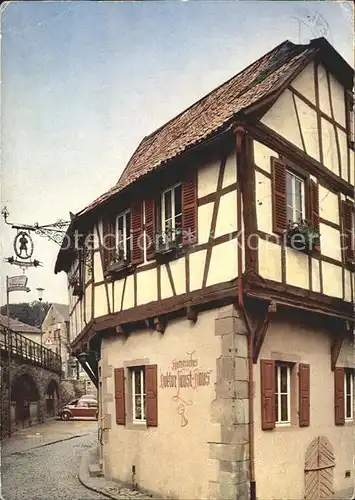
left=14, top=231, right=34, bottom=260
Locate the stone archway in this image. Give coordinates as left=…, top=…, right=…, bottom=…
left=12, top=373, right=40, bottom=429
left=46, top=379, right=59, bottom=417
left=304, top=436, right=335, bottom=499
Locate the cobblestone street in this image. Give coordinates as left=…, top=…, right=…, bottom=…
left=1, top=420, right=106, bottom=500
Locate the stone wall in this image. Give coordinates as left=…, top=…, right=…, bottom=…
left=209, top=304, right=250, bottom=500
left=0, top=357, right=60, bottom=438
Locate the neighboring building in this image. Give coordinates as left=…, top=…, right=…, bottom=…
left=41, top=303, right=72, bottom=377
left=55, top=38, right=354, bottom=500
left=0, top=314, right=41, bottom=344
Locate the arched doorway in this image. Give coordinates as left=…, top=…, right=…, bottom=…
left=46, top=380, right=59, bottom=417
left=12, top=374, right=40, bottom=429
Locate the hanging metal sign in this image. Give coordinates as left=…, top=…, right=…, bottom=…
left=14, top=231, right=34, bottom=260
left=7, top=275, right=30, bottom=293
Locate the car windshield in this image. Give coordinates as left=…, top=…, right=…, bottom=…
left=68, top=399, right=78, bottom=406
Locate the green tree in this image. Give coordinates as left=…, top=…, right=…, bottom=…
left=0, top=301, right=50, bottom=327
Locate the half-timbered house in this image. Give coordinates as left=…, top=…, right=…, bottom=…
left=55, top=37, right=354, bottom=500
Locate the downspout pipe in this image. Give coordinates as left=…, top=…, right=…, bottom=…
left=235, top=126, right=256, bottom=500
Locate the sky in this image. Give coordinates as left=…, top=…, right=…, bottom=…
left=0, top=0, right=354, bottom=307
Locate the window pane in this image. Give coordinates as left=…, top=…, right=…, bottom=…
left=286, top=172, right=293, bottom=206
left=280, top=394, right=288, bottom=421
left=134, top=370, right=141, bottom=394
left=295, top=178, right=303, bottom=214
left=275, top=394, right=279, bottom=422
left=346, top=395, right=352, bottom=418
left=287, top=206, right=293, bottom=224
left=280, top=366, right=288, bottom=393
left=345, top=372, right=351, bottom=396
left=135, top=396, right=142, bottom=419
left=164, top=190, right=172, bottom=222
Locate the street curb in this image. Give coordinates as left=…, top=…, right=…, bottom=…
left=78, top=445, right=116, bottom=500
left=7, top=432, right=91, bottom=456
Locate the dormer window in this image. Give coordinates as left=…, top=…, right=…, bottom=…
left=116, top=210, right=131, bottom=262
left=286, top=170, right=306, bottom=224
left=160, top=184, right=182, bottom=244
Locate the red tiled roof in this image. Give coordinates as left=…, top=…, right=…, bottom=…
left=76, top=39, right=317, bottom=218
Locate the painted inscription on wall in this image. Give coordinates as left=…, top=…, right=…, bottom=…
left=160, top=351, right=212, bottom=427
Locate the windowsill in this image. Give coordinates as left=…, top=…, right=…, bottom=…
left=275, top=422, right=291, bottom=428
left=155, top=243, right=185, bottom=263
left=344, top=419, right=354, bottom=425
left=125, top=422, right=147, bottom=431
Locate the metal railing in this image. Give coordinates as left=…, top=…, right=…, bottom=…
left=0, top=326, right=61, bottom=373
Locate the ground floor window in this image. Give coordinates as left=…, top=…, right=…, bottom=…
left=345, top=369, right=354, bottom=421
left=275, top=363, right=291, bottom=425
left=131, top=366, right=146, bottom=423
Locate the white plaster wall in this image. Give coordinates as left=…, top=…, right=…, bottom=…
left=253, top=141, right=277, bottom=174
left=311, top=259, right=321, bottom=293
left=214, top=190, right=238, bottom=237
left=197, top=158, right=220, bottom=198
left=255, top=171, right=272, bottom=234
left=295, top=97, right=319, bottom=162
left=113, top=279, right=125, bottom=314
left=206, top=238, right=238, bottom=287
left=198, top=203, right=213, bottom=244
left=322, top=262, right=343, bottom=298
left=122, top=275, right=135, bottom=310
left=319, top=186, right=339, bottom=224
left=320, top=223, right=341, bottom=262
left=254, top=314, right=354, bottom=500
left=94, top=252, right=104, bottom=283
left=329, top=71, right=346, bottom=127
left=222, top=151, right=237, bottom=188
left=136, top=269, right=158, bottom=305
left=102, top=310, right=220, bottom=500
left=85, top=284, right=92, bottom=322
left=94, top=285, right=109, bottom=317
left=291, top=62, right=316, bottom=105
left=261, top=89, right=303, bottom=151
left=285, top=248, right=309, bottom=289
left=344, top=270, right=352, bottom=303
left=189, top=250, right=207, bottom=292
left=318, top=64, right=331, bottom=117
left=258, top=239, right=282, bottom=282
left=322, top=118, right=339, bottom=175
left=169, top=258, right=186, bottom=296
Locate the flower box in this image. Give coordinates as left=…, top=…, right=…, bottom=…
left=286, top=220, right=320, bottom=253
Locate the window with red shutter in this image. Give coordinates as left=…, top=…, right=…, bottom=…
left=182, top=173, right=197, bottom=245
left=102, top=217, right=115, bottom=272
left=334, top=367, right=345, bottom=425
left=145, top=364, right=158, bottom=427
left=114, top=368, right=126, bottom=425
left=144, top=199, right=156, bottom=260
left=299, top=363, right=310, bottom=427
left=260, top=359, right=275, bottom=430
left=342, top=200, right=354, bottom=264
left=130, top=202, right=144, bottom=265
left=271, top=158, right=287, bottom=234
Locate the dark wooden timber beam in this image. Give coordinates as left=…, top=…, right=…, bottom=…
left=331, top=320, right=352, bottom=371
left=153, top=316, right=166, bottom=334
left=252, top=301, right=276, bottom=364
left=186, top=305, right=198, bottom=322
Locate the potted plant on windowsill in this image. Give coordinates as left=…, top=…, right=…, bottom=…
left=155, top=224, right=183, bottom=255
left=286, top=219, right=320, bottom=253
left=107, top=247, right=129, bottom=274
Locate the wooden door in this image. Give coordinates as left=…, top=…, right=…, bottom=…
left=304, top=436, right=335, bottom=499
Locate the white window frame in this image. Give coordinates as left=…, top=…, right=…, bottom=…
left=344, top=369, right=354, bottom=421
left=275, top=363, right=291, bottom=426
left=161, top=183, right=182, bottom=242
left=116, top=209, right=131, bottom=260
left=131, top=367, right=146, bottom=424
left=286, top=170, right=306, bottom=224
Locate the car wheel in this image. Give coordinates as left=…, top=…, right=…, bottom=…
left=61, top=411, right=71, bottom=421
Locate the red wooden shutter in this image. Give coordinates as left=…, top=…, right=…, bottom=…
left=102, top=217, right=115, bottom=271
left=145, top=364, right=158, bottom=427
left=271, top=158, right=287, bottom=234
left=342, top=201, right=354, bottom=263
left=334, top=367, right=345, bottom=425
left=114, top=368, right=125, bottom=425
left=260, top=359, right=275, bottom=430
left=145, top=199, right=156, bottom=261
left=309, top=180, right=320, bottom=252
left=299, top=363, right=310, bottom=427
left=182, top=171, right=198, bottom=245
left=131, top=202, right=144, bottom=265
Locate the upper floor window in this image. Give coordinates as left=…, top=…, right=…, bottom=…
left=286, top=170, right=306, bottom=224
left=116, top=210, right=131, bottom=262
left=345, top=369, right=354, bottom=421
left=275, top=363, right=291, bottom=425
left=161, top=184, right=182, bottom=243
